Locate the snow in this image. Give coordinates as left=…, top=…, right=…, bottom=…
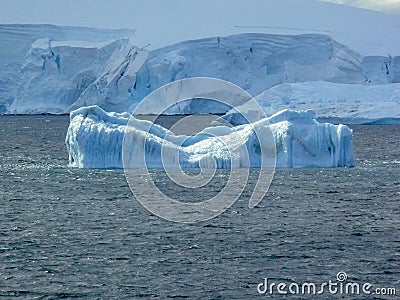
left=4, top=0, right=396, bottom=56
left=126, top=0, right=399, bottom=56
left=5, top=37, right=136, bottom=114
left=223, top=81, right=400, bottom=125
left=0, top=24, right=134, bottom=69
left=2, top=30, right=399, bottom=117
left=124, top=33, right=364, bottom=111
left=69, top=33, right=399, bottom=115
left=66, top=106, right=354, bottom=169
left=0, top=24, right=135, bottom=114
left=1, top=0, right=399, bottom=120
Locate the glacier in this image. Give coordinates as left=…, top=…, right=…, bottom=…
left=223, top=81, right=400, bottom=125
left=1, top=23, right=399, bottom=121
left=0, top=24, right=135, bottom=114
left=66, top=106, right=354, bottom=169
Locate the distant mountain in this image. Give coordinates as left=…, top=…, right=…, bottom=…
left=83, top=0, right=400, bottom=56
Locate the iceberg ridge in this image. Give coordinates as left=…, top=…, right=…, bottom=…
left=66, top=106, right=355, bottom=169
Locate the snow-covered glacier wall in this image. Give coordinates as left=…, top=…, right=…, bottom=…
left=7, top=38, right=138, bottom=114
left=124, top=34, right=363, bottom=111
left=73, top=33, right=399, bottom=114
left=0, top=24, right=135, bottom=114
left=66, top=106, right=354, bottom=169
left=1, top=23, right=398, bottom=115
left=223, top=81, right=400, bottom=125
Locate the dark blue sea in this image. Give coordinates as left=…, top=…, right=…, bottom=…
left=0, top=115, right=399, bottom=299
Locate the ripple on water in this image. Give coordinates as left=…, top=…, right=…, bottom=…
left=0, top=117, right=399, bottom=299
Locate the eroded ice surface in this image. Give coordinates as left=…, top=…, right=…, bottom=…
left=66, top=106, right=354, bottom=169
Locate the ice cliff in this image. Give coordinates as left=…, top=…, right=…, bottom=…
left=1, top=23, right=399, bottom=119
left=0, top=24, right=135, bottom=114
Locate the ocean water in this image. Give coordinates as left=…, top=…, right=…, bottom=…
left=0, top=115, right=399, bottom=299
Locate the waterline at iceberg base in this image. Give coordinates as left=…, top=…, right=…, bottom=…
left=65, top=106, right=355, bottom=169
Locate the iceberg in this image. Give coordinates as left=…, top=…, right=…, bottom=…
left=66, top=106, right=354, bottom=169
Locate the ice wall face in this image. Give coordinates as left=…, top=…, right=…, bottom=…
left=7, top=38, right=137, bottom=114
left=126, top=34, right=363, bottom=111
left=66, top=106, right=354, bottom=169
left=68, top=46, right=149, bottom=113
left=1, top=24, right=398, bottom=115
left=268, top=110, right=354, bottom=168
left=0, top=24, right=135, bottom=114
left=362, top=56, right=400, bottom=84
left=65, top=33, right=399, bottom=115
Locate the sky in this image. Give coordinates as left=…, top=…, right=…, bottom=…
left=325, top=0, right=400, bottom=14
